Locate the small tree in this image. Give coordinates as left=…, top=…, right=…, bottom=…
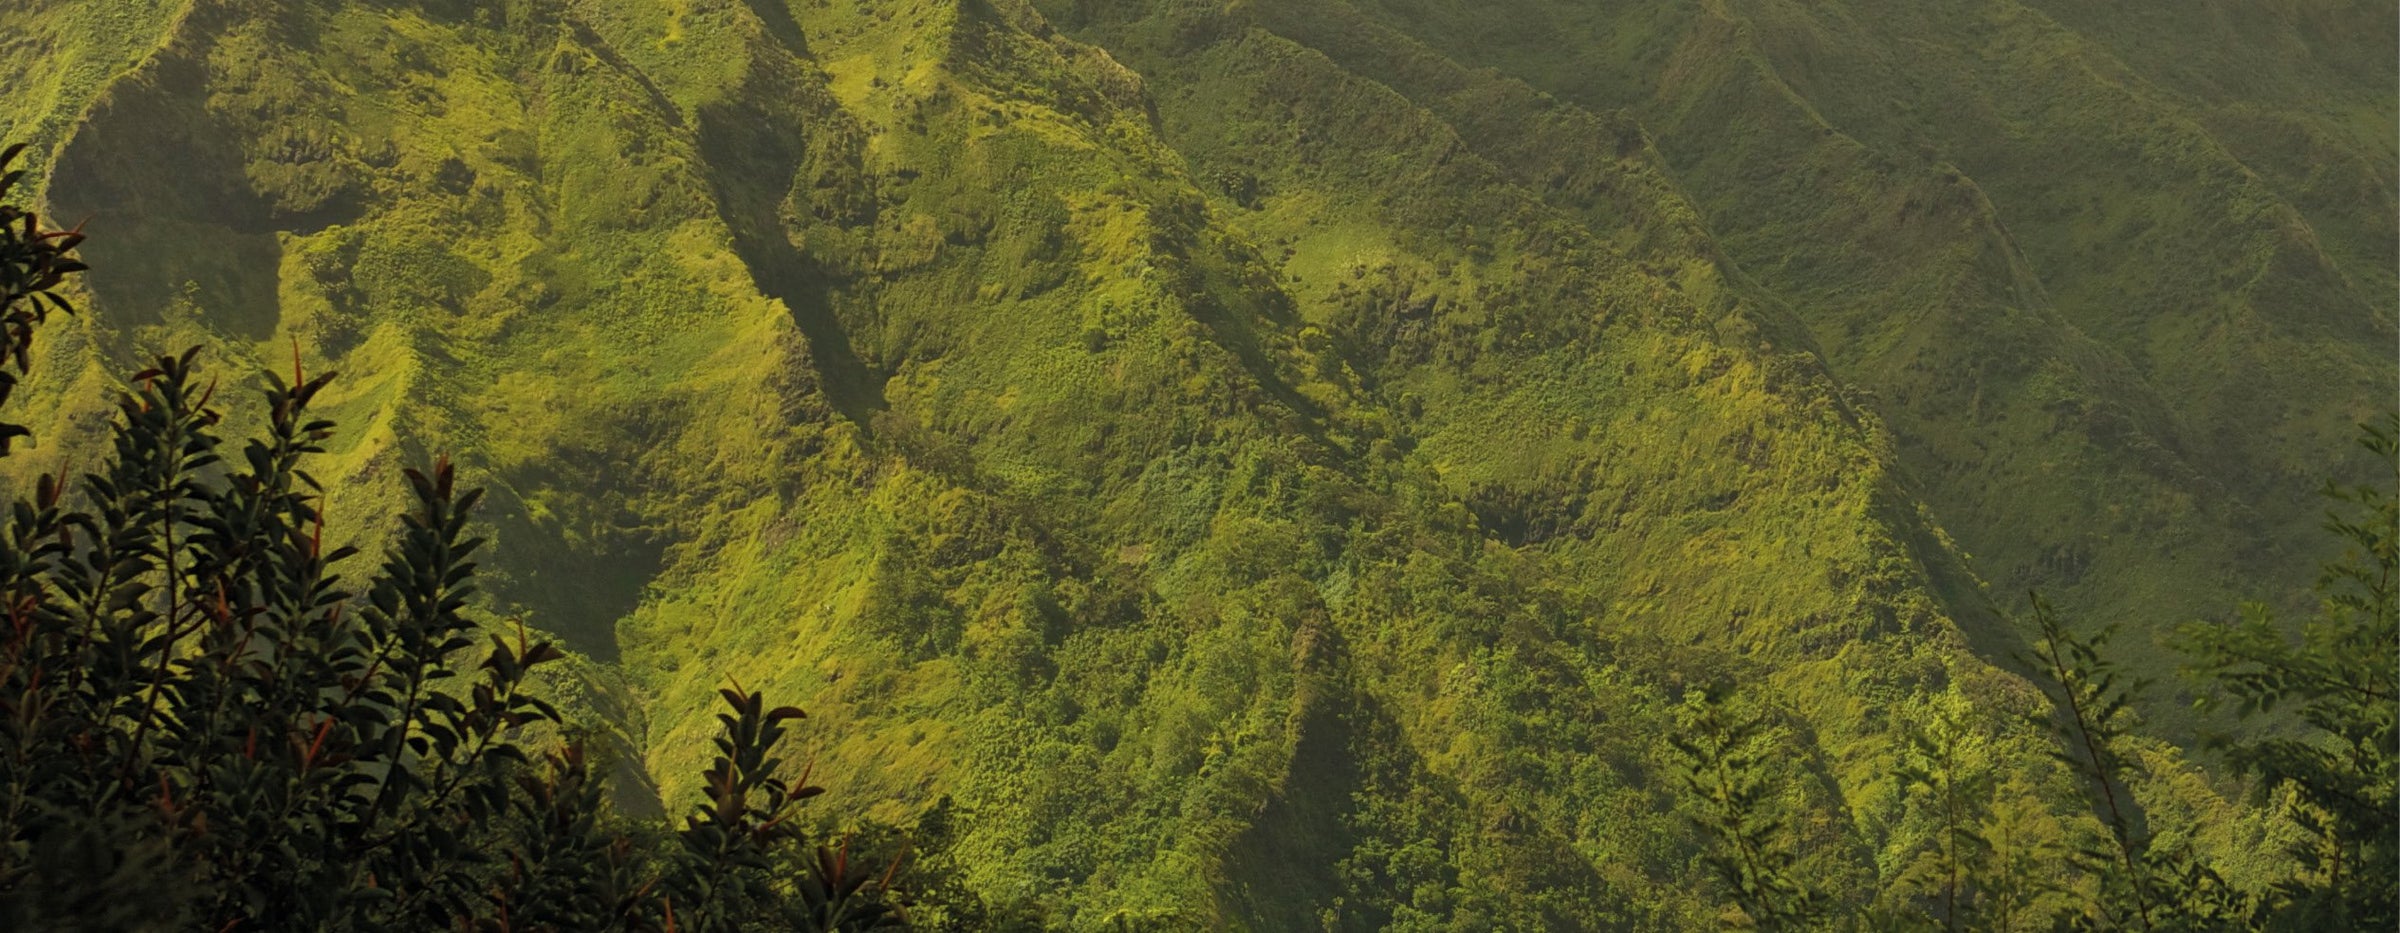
left=1894, top=692, right=1998, bottom=932
left=1671, top=685, right=1828, bottom=930
left=2023, top=597, right=2250, bottom=932
left=2026, top=597, right=2163, bottom=931
left=2182, top=418, right=2397, bottom=930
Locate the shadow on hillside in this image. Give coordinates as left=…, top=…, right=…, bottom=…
left=474, top=480, right=671, bottom=666
left=47, top=53, right=292, bottom=341
left=737, top=0, right=812, bottom=57
left=1222, top=688, right=1365, bottom=929
left=693, top=105, right=888, bottom=426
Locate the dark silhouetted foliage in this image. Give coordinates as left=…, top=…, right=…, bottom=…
left=0, top=141, right=83, bottom=454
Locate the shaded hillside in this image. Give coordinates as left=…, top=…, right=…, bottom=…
left=1227, top=0, right=2399, bottom=715
left=0, top=0, right=2386, bottom=926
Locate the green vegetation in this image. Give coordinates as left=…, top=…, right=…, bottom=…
left=1672, top=425, right=2394, bottom=929
left=0, top=143, right=85, bottom=451
left=1222, top=0, right=2398, bottom=733
left=0, top=0, right=2389, bottom=928
left=0, top=149, right=900, bottom=931
left=2182, top=422, right=2398, bottom=927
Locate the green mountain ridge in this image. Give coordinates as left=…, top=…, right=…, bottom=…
left=0, top=0, right=2388, bottom=926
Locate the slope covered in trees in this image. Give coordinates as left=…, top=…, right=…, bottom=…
left=0, top=0, right=2389, bottom=927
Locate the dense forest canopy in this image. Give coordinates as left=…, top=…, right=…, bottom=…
left=0, top=0, right=2391, bottom=928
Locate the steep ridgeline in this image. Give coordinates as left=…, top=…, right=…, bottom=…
left=0, top=0, right=2382, bottom=927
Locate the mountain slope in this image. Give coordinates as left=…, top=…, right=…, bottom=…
left=1275, top=0, right=2398, bottom=715
left=0, top=0, right=2384, bottom=927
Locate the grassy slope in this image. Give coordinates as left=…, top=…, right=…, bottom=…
left=0, top=0, right=2379, bottom=927
left=1316, top=0, right=2399, bottom=727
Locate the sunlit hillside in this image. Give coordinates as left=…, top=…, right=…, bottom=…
left=0, top=0, right=2390, bottom=928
